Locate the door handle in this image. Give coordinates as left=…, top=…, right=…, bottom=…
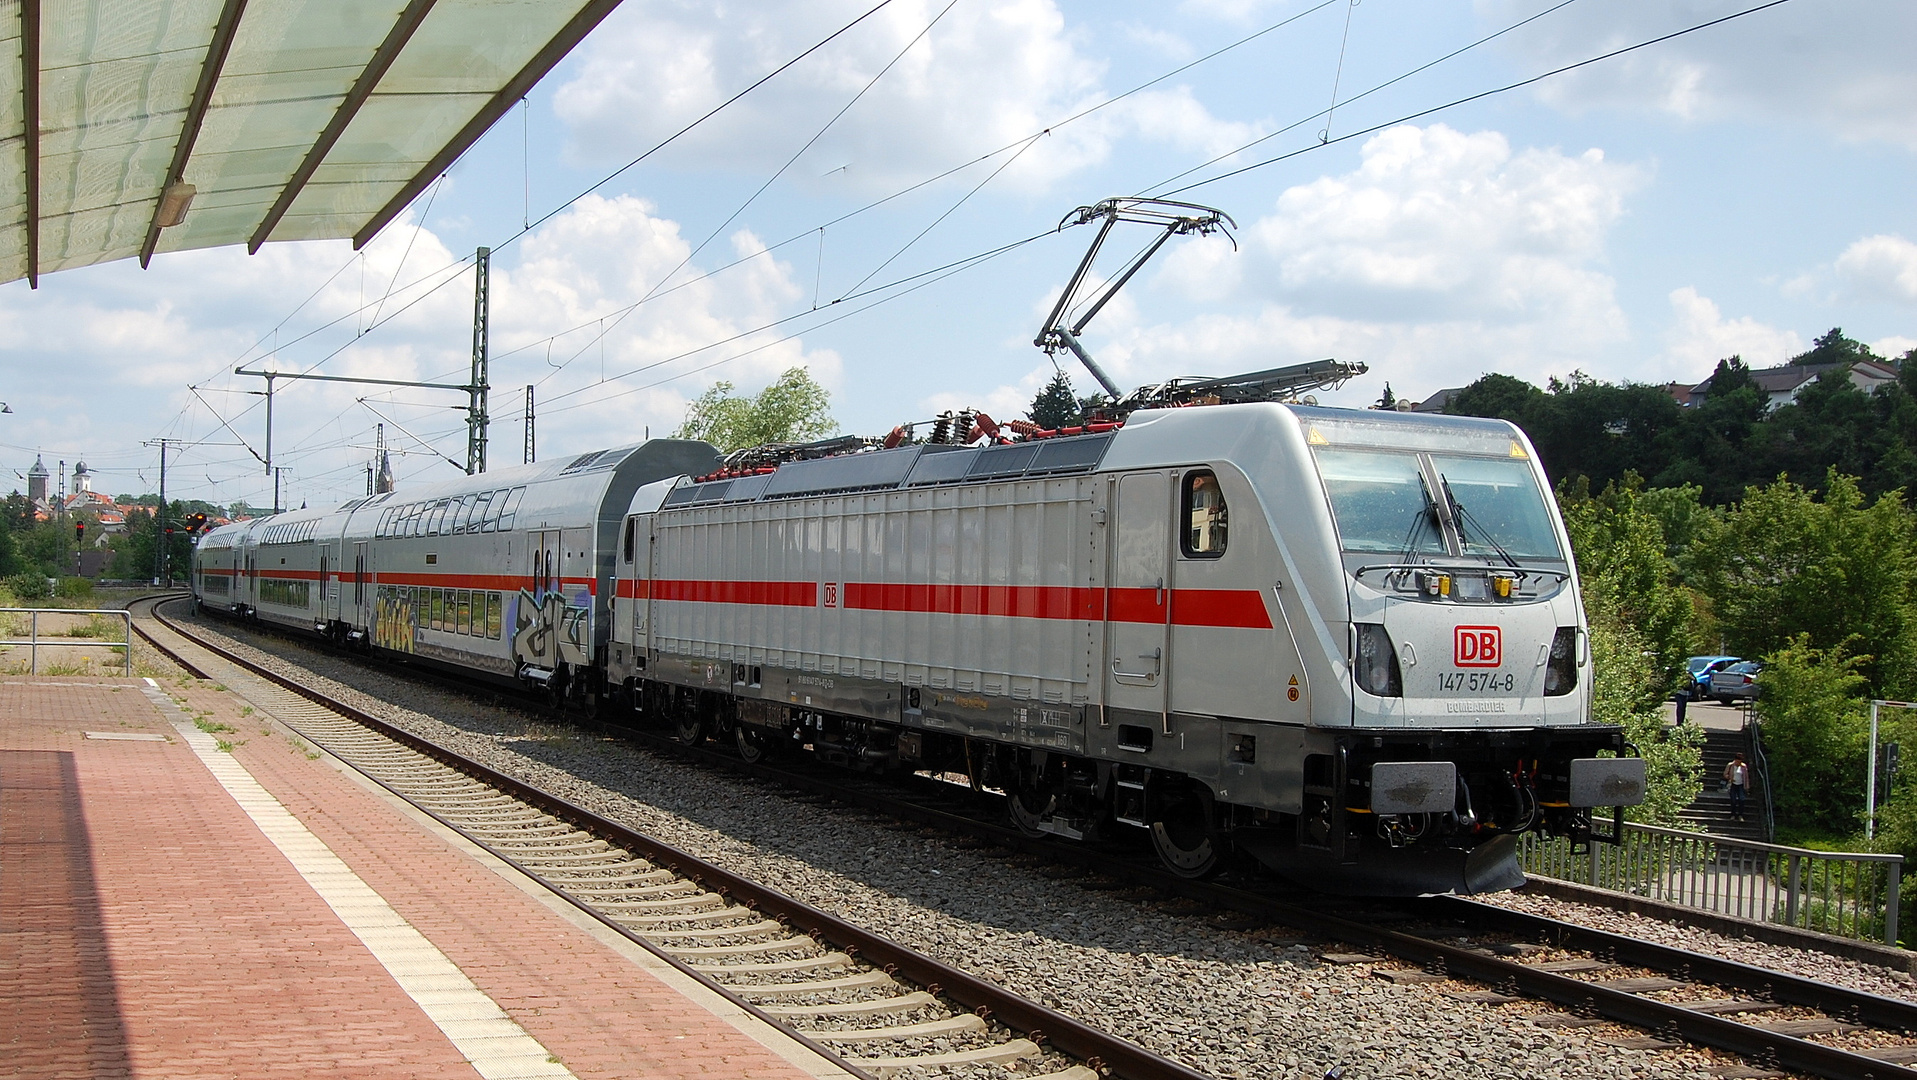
left=1112, top=646, right=1162, bottom=680
left=1155, top=576, right=1164, bottom=606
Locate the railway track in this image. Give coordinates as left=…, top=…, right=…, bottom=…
left=131, top=595, right=1201, bottom=1080
left=140, top=596, right=1917, bottom=1080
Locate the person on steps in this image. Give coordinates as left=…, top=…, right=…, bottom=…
left=1724, top=753, right=1749, bottom=822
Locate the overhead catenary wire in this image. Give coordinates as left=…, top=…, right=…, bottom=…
left=1143, top=0, right=1585, bottom=195
left=150, top=2, right=911, bottom=469
left=1156, top=0, right=1799, bottom=198
left=486, top=0, right=1344, bottom=370
left=533, top=0, right=967, bottom=391
left=149, top=0, right=1780, bottom=501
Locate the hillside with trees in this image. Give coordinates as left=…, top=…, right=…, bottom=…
left=1445, top=329, right=1917, bottom=932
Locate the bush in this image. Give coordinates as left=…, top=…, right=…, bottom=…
left=55, top=577, right=93, bottom=599
left=1584, top=581, right=1704, bottom=825
left=1754, top=636, right=1870, bottom=835
left=6, top=572, right=52, bottom=600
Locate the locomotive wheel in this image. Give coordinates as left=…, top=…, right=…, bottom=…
left=735, top=723, right=770, bottom=764
left=1007, top=781, right=1055, bottom=839
left=674, top=708, right=706, bottom=746
left=1149, top=788, right=1221, bottom=879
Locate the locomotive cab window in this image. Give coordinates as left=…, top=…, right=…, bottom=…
left=622, top=519, right=635, bottom=563
left=1182, top=470, right=1228, bottom=558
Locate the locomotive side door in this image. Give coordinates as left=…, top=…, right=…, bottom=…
left=631, top=516, right=652, bottom=646
left=1105, top=471, right=1173, bottom=730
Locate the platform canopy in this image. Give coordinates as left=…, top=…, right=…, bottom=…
left=1, top=0, right=620, bottom=287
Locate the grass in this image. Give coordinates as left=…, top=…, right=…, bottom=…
left=194, top=717, right=236, bottom=735
left=214, top=738, right=236, bottom=753
left=62, top=615, right=123, bottom=639
left=240, top=706, right=254, bottom=718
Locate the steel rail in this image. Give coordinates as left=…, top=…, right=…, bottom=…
left=130, top=599, right=876, bottom=1080
left=135, top=598, right=1211, bottom=1080
left=142, top=598, right=1917, bottom=1079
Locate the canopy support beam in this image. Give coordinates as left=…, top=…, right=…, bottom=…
left=248, top=0, right=440, bottom=254
left=21, top=0, right=39, bottom=288
left=142, top=0, right=249, bottom=268
left=353, top=0, right=624, bottom=250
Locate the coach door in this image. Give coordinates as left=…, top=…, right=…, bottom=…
left=352, top=542, right=369, bottom=626
left=1105, top=471, right=1173, bottom=731
left=317, top=542, right=335, bottom=622
left=518, top=531, right=562, bottom=670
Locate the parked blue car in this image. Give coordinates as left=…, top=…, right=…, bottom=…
left=1683, top=655, right=1742, bottom=701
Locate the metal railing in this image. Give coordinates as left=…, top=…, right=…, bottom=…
left=0, top=607, right=134, bottom=676
left=1519, top=822, right=1903, bottom=945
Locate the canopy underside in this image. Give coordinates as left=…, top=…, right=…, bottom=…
left=1, top=0, right=619, bottom=286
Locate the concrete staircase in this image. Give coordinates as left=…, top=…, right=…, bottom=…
left=1679, top=725, right=1770, bottom=842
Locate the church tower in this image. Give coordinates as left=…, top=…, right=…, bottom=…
left=26, top=455, right=47, bottom=503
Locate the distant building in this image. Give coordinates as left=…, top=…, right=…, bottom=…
left=26, top=455, right=47, bottom=503
left=1688, top=360, right=1901, bottom=411
left=1410, top=388, right=1461, bottom=414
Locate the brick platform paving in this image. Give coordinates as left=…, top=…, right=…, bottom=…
left=0, top=678, right=845, bottom=1080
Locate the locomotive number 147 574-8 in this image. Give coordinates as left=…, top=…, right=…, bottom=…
left=1437, top=671, right=1517, bottom=693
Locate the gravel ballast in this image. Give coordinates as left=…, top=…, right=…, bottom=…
left=169, top=611, right=1867, bottom=1079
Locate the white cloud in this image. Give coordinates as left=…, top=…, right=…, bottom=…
left=0, top=197, right=831, bottom=509
left=1835, top=234, right=1917, bottom=305
left=1076, top=123, right=1643, bottom=397
left=1872, top=336, right=1916, bottom=360
left=552, top=0, right=1255, bottom=192
left=1658, top=286, right=1802, bottom=374
left=1478, top=0, right=1917, bottom=148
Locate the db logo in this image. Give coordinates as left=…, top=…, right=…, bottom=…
left=821, top=583, right=839, bottom=609
left=1454, top=625, right=1502, bottom=668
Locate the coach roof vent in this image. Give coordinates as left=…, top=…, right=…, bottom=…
left=559, top=447, right=635, bottom=475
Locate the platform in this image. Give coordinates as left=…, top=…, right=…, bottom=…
left=0, top=676, right=850, bottom=1080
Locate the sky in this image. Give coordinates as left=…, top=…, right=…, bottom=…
left=3, top=0, right=1914, bottom=512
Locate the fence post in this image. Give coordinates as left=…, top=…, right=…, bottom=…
left=29, top=609, right=37, bottom=675
left=1887, top=858, right=1902, bottom=946
left=1587, top=835, right=1600, bottom=886
left=121, top=610, right=132, bottom=676
left=1785, top=854, right=1801, bottom=927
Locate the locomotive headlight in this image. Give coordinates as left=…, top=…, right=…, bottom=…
left=1354, top=623, right=1403, bottom=698
left=1543, top=626, right=1579, bottom=696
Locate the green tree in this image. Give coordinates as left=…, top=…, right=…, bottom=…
left=109, top=503, right=197, bottom=583
left=1583, top=586, right=1705, bottom=826
left=1688, top=471, right=1917, bottom=697
left=1558, top=476, right=1704, bottom=823
left=1029, top=370, right=1083, bottom=429
left=674, top=367, right=837, bottom=452
left=17, top=519, right=75, bottom=577
left=1790, top=327, right=1878, bottom=367
left=1559, top=475, right=1696, bottom=685
left=1753, top=637, right=1871, bottom=836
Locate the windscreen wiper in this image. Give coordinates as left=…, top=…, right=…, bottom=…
left=1440, top=475, right=1520, bottom=569
left=1397, top=476, right=1441, bottom=562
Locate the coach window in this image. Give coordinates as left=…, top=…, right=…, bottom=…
left=622, top=519, right=636, bottom=563
left=1182, top=470, right=1228, bottom=558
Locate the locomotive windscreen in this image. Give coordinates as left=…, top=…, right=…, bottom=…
left=1296, top=406, right=1564, bottom=562
left=1315, top=447, right=1560, bottom=560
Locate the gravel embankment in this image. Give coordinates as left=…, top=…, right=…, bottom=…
left=174, top=612, right=1790, bottom=1079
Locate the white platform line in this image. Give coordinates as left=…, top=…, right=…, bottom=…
left=149, top=688, right=577, bottom=1080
